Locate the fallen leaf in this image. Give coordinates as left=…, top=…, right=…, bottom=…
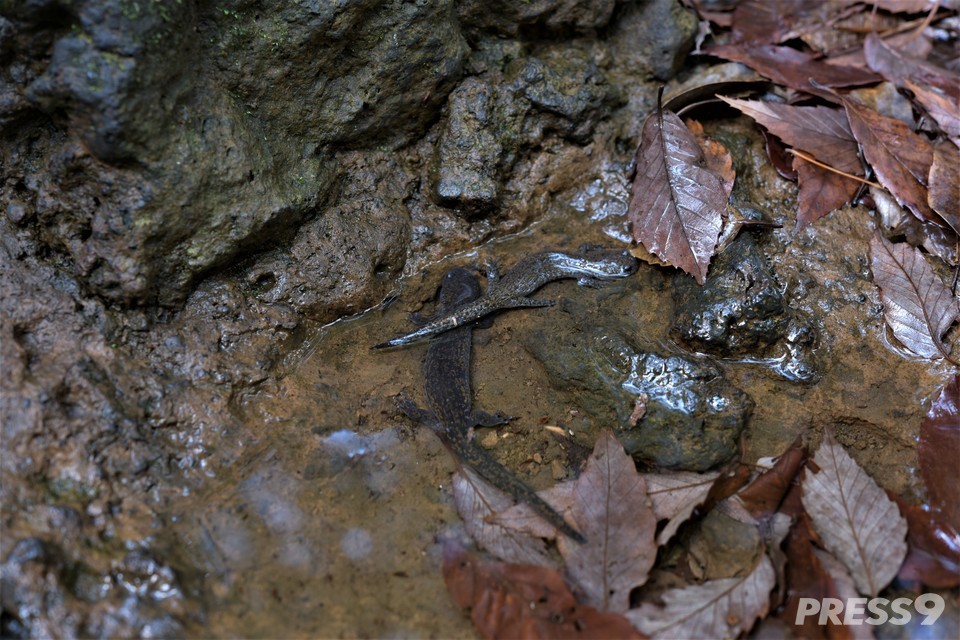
left=928, top=140, right=960, bottom=235
left=452, top=467, right=554, bottom=566
left=801, top=432, right=908, bottom=596
left=872, top=186, right=959, bottom=266
left=442, top=543, right=645, bottom=640
left=737, top=439, right=807, bottom=517
left=761, top=128, right=798, bottom=180
left=869, top=232, right=959, bottom=363
left=777, top=490, right=837, bottom=639
left=893, top=496, right=960, bottom=588
left=641, top=470, right=720, bottom=545
left=629, top=107, right=727, bottom=284
left=919, top=375, right=960, bottom=533
left=558, top=430, right=658, bottom=613
left=686, top=119, right=736, bottom=198
left=841, top=94, right=936, bottom=222
left=626, top=552, right=776, bottom=639
left=718, top=98, right=862, bottom=175
left=706, top=43, right=880, bottom=95
left=863, top=33, right=960, bottom=140
left=813, top=549, right=876, bottom=640
left=794, top=155, right=863, bottom=230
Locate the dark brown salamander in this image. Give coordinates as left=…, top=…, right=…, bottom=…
left=375, top=245, right=639, bottom=349
left=398, top=267, right=584, bottom=542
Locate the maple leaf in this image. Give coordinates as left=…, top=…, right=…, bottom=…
left=869, top=232, right=960, bottom=364
left=841, top=94, right=936, bottom=222
left=801, top=432, right=908, bottom=596
left=451, top=467, right=554, bottom=567
left=442, top=543, right=645, bottom=640
left=626, top=552, right=776, bottom=639
left=641, top=470, right=720, bottom=546
left=718, top=98, right=861, bottom=175
left=558, top=430, right=658, bottom=613
left=793, top=156, right=862, bottom=230
left=919, top=376, right=960, bottom=533
left=629, top=106, right=727, bottom=284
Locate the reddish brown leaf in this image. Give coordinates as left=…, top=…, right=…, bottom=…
left=626, top=552, right=776, bottom=639
left=442, top=543, right=646, bottom=640
left=919, top=376, right=960, bottom=533
left=557, top=430, right=658, bottom=613
left=841, top=95, right=936, bottom=221
left=863, top=33, right=960, bottom=139
left=802, top=433, right=908, bottom=596
left=893, top=496, right=960, bottom=588
left=737, top=440, right=807, bottom=517
left=718, top=97, right=862, bottom=175
left=794, top=156, right=862, bottom=230
left=629, top=108, right=727, bottom=284
left=730, top=0, right=832, bottom=45
left=706, top=43, right=880, bottom=94
left=864, top=33, right=960, bottom=96
left=869, top=232, right=960, bottom=363
left=777, top=490, right=839, bottom=639
left=929, top=140, right=960, bottom=235
left=761, top=128, right=798, bottom=180
left=813, top=549, right=876, bottom=640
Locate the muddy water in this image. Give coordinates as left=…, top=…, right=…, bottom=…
left=172, top=152, right=953, bottom=637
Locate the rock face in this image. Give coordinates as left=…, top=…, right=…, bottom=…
left=672, top=233, right=821, bottom=383
left=0, top=0, right=703, bottom=636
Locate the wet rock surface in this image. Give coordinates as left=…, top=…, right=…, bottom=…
left=0, top=1, right=955, bottom=638
left=672, top=232, right=821, bottom=383
left=523, top=308, right=753, bottom=471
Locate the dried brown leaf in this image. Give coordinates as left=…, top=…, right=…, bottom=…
left=893, top=496, right=960, bottom=588
left=869, top=232, right=959, bottom=363
left=629, top=108, right=727, bottom=284
left=929, top=140, right=960, bottom=235
left=452, top=467, right=554, bottom=566
left=794, top=155, right=863, bottom=230
left=737, top=440, right=807, bottom=517
left=919, top=375, right=960, bottom=533
left=813, top=549, right=877, bottom=640
left=558, top=430, right=658, bottom=613
left=641, top=470, right=720, bottom=545
left=626, top=552, right=776, bottom=639
left=707, top=43, right=880, bottom=94
left=841, top=95, right=936, bottom=222
left=802, top=433, right=908, bottom=596
left=442, top=543, right=645, bottom=640
left=686, top=119, right=736, bottom=198
left=718, top=97, right=862, bottom=175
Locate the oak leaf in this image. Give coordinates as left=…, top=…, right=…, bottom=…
left=626, top=552, right=776, bottom=639
left=629, top=107, right=727, bottom=284
left=801, top=433, right=908, bottom=596
left=869, top=232, right=959, bottom=363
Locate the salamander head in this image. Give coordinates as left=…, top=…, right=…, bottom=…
left=550, top=245, right=640, bottom=279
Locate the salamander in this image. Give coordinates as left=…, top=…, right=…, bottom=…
left=398, top=266, right=584, bottom=542
left=374, top=245, right=639, bottom=350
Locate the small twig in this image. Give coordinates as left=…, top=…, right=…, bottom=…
left=787, top=149, right=882, bottom=188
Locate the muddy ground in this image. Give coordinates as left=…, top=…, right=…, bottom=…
left=0, top=1, right=955, bottom=637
